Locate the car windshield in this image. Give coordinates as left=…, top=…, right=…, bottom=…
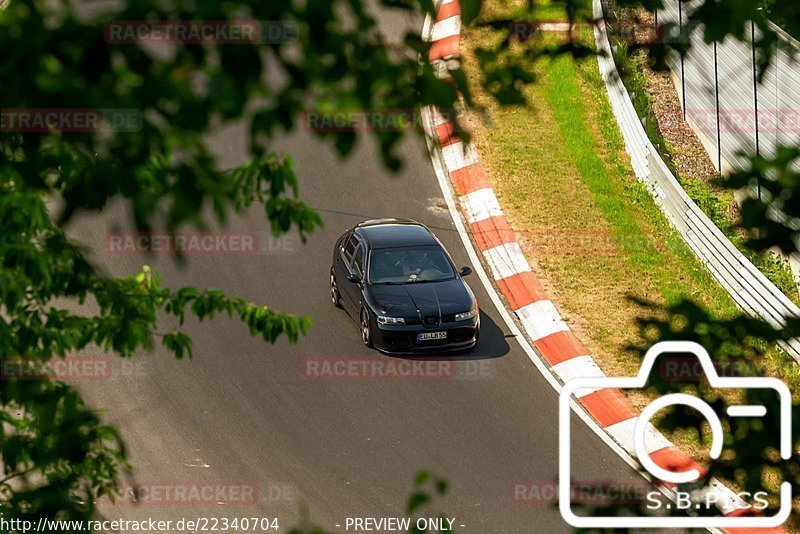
left=369, top=247, right=455, bottom=284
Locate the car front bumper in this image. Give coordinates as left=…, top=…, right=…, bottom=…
left=371, top=316, right=479, bottom=354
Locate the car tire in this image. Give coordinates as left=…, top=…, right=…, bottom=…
left=330, top=271, right=342, bottom=308
left=360, top=308, right=373, bottom=348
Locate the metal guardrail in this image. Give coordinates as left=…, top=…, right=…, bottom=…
left=658, top=0, right=800, bottom=175
left=592, top=0, right=800, bottom=362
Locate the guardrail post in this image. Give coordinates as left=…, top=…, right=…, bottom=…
left=713, top=41, right=722, bottom=172
left=751, top=20, right=761, bottom=200
left=679, top=1, right=686, bottom=120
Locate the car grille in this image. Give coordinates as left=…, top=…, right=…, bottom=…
left=423, top=316, right=440, bottom=328
left=403, top=315, right=458, bottom=327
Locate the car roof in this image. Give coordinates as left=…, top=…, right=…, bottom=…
left=354, top=219, right=439, bottom=249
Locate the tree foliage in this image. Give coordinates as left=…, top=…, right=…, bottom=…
left=2, top=0, right=800, bottom=529
left=0, top=0, right=459, bottom=521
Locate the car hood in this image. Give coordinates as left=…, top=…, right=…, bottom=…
left=367, top=279, right=473, bottom=318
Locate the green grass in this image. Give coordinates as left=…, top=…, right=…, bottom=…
left=612, top=40, right=800, bottom=305
left=482, top=0, right=593, bottom=21
left=680, top=178, right=800, bottom=301
left=465, top=0, right=799, bottom=391
left=461, top=12, right=743, bottom=384
left=541, top=51, right=737, bottom=312
left=612, top=43, right=674, bottom=165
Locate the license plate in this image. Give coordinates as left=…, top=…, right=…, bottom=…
left=417, top=331, right=447, bottom=341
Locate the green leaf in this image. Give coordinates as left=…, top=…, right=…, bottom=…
left=406, top=491, right=429, bottom=514
left=460, top=0, right=483, bottom=25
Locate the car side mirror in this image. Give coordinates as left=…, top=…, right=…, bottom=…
left=460, top=266, right=472, bottom=277
left=346, top=273, right=361, bottom=283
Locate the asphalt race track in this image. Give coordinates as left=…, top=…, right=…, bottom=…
left=64, top=6, right=684, bottom=534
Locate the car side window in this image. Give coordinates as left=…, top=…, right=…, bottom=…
left=343, top=233, right=357, bottom=262
left=350, top=243, right=365, bottom=277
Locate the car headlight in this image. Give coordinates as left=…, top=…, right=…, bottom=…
left=377, top=315, right=405, bottom=325
left=455, top=309, right=477, bottom=321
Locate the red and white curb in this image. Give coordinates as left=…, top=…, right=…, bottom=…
left=425, top=0, right=461, bottom=66
left=420, top=2, right=786, bottom=532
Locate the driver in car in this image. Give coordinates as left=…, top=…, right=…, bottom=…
left=371, top=253, right=403, bottom=282
left=398, top=250, right=444, bottom=280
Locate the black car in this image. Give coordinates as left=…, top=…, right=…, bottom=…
left=330, top=218, right=479, bottom=354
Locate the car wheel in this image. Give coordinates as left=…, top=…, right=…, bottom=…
left=330, top=271, right=342, bottom=308
left=360, top=309, right=373, bottom=348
